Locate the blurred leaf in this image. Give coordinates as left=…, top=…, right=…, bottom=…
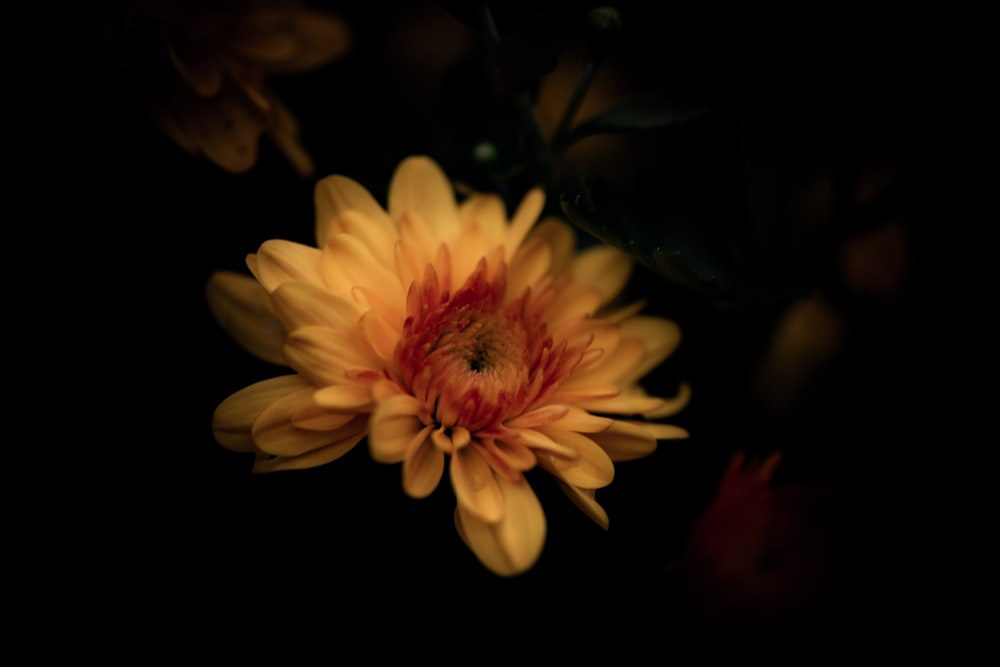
left=560, top=173, right=738, bottom=298
left=560, top=93, right=711, bottom=147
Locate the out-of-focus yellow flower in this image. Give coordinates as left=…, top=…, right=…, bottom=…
left=207, top=156, right=690, bottom=576
left=105, top=0, right=350, bottom=176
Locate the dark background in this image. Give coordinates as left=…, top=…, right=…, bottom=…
left=43, top=0, right=978, bottom=661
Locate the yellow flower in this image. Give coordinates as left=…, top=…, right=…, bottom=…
left=106, top=0, right=350, bottom=176
left=207, top=156, right=691, bottom=575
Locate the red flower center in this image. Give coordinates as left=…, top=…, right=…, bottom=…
left=395, top=258, right=581, bottom=433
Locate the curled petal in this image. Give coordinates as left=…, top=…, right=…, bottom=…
left=253, top=390, right=366, bottom=457
left=642, top=381, right=692, bottom=419
left=479, top=439, right=536, bottom=480
left=369, top=394, right=425, bottom=463
left=212, top=375, right=310, bottom=452
left=206, top=270, right=285, bottom=365
left=454, top=475, right=546, bottom=577
left=502, top=428, right=576, bottom=458
left=536, top=428, right=615, bottom=489
left=590, top=420, right=659, bottom=462
left=403, top=432, right=445, bottom=498
left=451, top=446, right=504, bottom=523
left=253, top=432, right=365, bottom=473
left=557, top=482, right=609, bottom=530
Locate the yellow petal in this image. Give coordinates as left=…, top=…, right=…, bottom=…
left=322, top=233, right=405, bottom=319
left=205, top=270, right=286, bottom=366
left=505, top=187, right=545, bottom=260
left=290, top=400, right=359, bottom=431
left=451, top=222, right=488, bottom=287
left=389, top=156, right=460, bottom=244
left=398, top=211, right=439, bottom=268
left=526, top=217, right=575, bottom=274
left=571, top=246, right=633, bottom=306
left=212, top=375, right=309, bottom=452
left=329, top=210, right=397, bottom=269
left=642, top=381, right=692, bottom=419
left=507, top=237, right=552, bottom=302
left=402, top=432, right=444, bottom=497
left=253, top=433, right=365, bottom=473
left=253, top=390, right=366, bottom=457
left=312, top=383, right=375, bottom=410
left=504, top=405, right=569, bottom=429
left=454, top=475, right=546, bottom=577
left=557, top=482, right=609, bottom=529
left=536, top=428, right=615, bottom=489
left=551, top=383, right=621, bottom=404
left=283, top=325, right=380, bottom=386
left=545, top=284, right=602, bottom=328
left=360, top=309, right=401, bottom=361
left=502, top=428, right=576, bottom=458
left=590, top=420, right=658, bottom=461
left=571, top=393, right=666, bottom=415
left=459, top=193, right=507, bottom=249
left=270, top=280, right=362, bottom=332
left=564, top=335, right=643, bottom=386
left=480, top=439, right=537, bottom=476
left=252, top=240, right=325, bottom=293
left=545, top=405, right=614, bottom=433
left=368, top=394, right=425, bottom=463
left=450, top=446, right=504, bottom=523
left=620, top=420, right=690, bottom=440
left=315, top=174, right=395, bottom=247
left=619, top=316, right=682, bottom=384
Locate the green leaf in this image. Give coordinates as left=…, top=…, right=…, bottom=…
left=561, top=93, right=711, bottom=146
left=560, top=173, right=737, bottom=298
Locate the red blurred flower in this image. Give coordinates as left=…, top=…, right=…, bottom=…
left=682, top=451, right=833, bottom=625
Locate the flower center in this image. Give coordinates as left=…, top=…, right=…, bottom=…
left=395, top=258, right=552, bottom=433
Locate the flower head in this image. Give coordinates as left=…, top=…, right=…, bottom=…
left=208, top=156, right=690, bottom=575
left=105, top=0, right=351, bottom=176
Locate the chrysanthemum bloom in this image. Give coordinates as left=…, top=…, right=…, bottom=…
left=104, top=0, right=350, bottom=176
left=208, top=156, right=690, bottom=575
